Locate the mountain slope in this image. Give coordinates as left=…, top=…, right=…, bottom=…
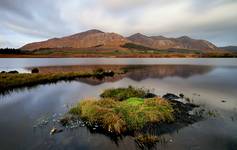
left=219, top=46, right=237, bottom=52
left=21, top=30, right=218, bottom=51
left=21, top=29, right=129, bottom=51
left=128, top=34, right=217, bottom=50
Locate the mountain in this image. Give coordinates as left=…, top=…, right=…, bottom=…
left=219, top=46, right=237, bottom=52
left=21, top=29, right=218, bottom=51
left=128, top=33, right=217, bottom=50
left=21, top=29, right=130, bottom=51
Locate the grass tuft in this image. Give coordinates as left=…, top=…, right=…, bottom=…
left=100, top=86, right=148, bottom=101
left=69, top=94, right=174, bottom=134
left=135, top=134, right=159, bottom=149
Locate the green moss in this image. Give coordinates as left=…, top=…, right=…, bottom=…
left=100, top=86, right=148, bottom=101
left=125, top=97, right=144, bottom=106
left=116, top=98, right=174, bottom=131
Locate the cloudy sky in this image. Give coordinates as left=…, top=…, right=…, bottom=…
left=0, top=0, right=237, bottom=48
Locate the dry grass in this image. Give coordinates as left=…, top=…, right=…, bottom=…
left=0, top=72, right=91, bottom=91
left=135, top=134, right=159, bottom=149
left=69, top=97, right=174, bottom=134
left=0, top=70, right=115, bottom=92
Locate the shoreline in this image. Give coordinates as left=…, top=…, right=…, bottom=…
left=0, top=53, right=236, bottom=58
left=0, top=69, right=119, bottom=94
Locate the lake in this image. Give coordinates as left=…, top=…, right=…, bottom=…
left=0, top=58, right=237, bottom=150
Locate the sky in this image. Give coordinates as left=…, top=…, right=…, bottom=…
left=0, top=0, right=237, bottom=48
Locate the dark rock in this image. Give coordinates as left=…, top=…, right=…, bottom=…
left=179, top=93, right=184, bottom=98
left=162, top=93, right=180, bottom=100
left=104, top=70, right=115, bottom=77
left=185, top=97, right=191, bottom=102
left=31, top=68, right=39, bottom=73
left=60, top=117, right=70, bottom=126
left=1, top=71, right=6, bottom=74
left=168, top=100, right=200, bottom=124
left=144, top=93, right=157, bottom=98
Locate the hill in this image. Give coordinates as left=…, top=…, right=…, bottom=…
left=21, top=29, right=218, bottom=51
left=219, top=46, right=237, bottom=52
left=127, top=33, right=217, bottom=51
left=21, top=29, right=129, bottom=51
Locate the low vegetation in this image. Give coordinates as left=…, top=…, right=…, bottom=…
left=63, top=86, right=201, bottom=148
left=69, top=97, right=174, bottom=134
left=121, top=43, right=156, bottom=51
left=1, top=47, right=236, bottom=58
left=100, top=86, right=148, bottom=101
left=0, top=70, right=115, bottom=93
left=69, top=86, right=174, bottom=134
left=135, top=134, right=159, bottom=149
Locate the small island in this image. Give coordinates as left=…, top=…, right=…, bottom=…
left=60, top=86, right=201, bottom=149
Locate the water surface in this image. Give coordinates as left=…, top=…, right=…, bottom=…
left=0, top=58, right=237, bottom=150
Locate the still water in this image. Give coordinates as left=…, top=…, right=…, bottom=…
left=0, top=58, right=237, bottom=150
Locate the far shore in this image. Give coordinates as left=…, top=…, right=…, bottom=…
left=0, top=53, right=236, bottom=58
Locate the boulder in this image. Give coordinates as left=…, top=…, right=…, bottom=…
left=162, top=93, right=180, bottom=100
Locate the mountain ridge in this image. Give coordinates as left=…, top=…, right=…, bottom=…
left=21, top=29, right=218, bottom=51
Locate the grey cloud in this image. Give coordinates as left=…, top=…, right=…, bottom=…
left=0, top=0, right=33, bottom=19
left=0, top=0, right=71, bottom=38
left=0, top=0, right=237, bottom=47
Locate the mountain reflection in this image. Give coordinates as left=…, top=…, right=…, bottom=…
left=125, top=65, right=214, bottom=81
left=1, top=64, right=214, bottom=95
left=68, top=65, right=214, bottom=85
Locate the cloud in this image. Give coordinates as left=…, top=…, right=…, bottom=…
left=0, top=0, right=237, bottom=48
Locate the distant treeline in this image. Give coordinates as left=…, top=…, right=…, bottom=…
left=0, top=48, right=27, bottom=54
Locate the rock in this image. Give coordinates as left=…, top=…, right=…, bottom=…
left=162, top=93, right=180, bottom=100
left=1, top=71, right=6, bottom=74
left=185, top=97, right=191, bottom=102
left=221, top=100, right=226, bottom=103
left=50, top=127, right=63, bottom=135
left=60, top=117, right=70, bottom=126
left=179, top=93, right=184, bottom=98
left=31, top=68, right=39, bottom=73
left=144, top=93, right=157, bottom=98
left=50, top=127, right=57, bottom=135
